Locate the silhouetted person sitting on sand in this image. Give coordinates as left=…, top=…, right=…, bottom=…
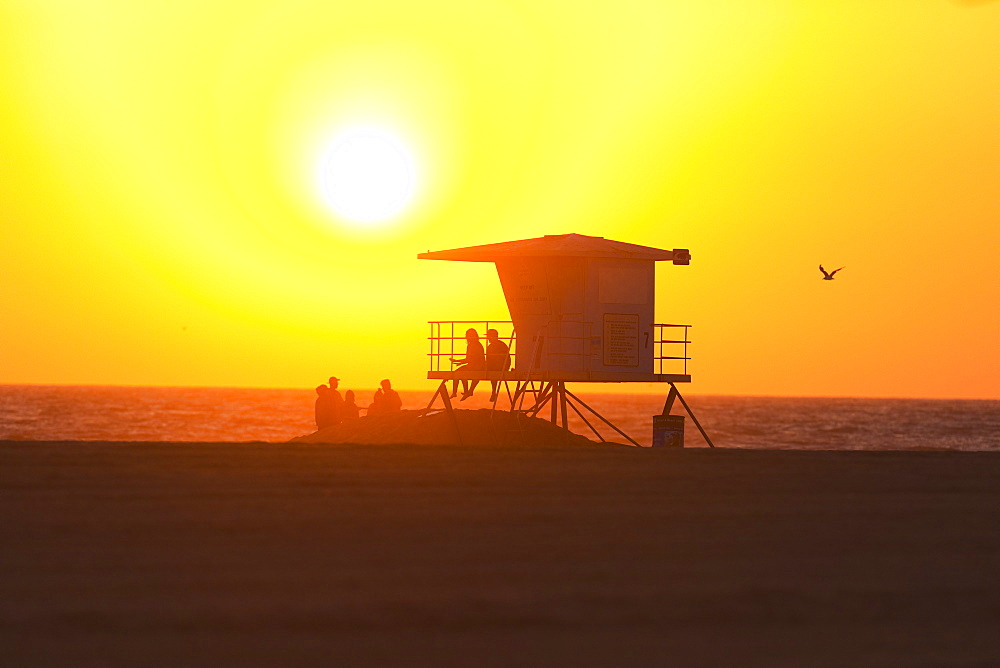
left=450, top=328, right=486, bottom=400
left=369, top=379, right=402, bottom=415
left=486, top=328, right=511, bottom=402
left=327, top=376, right=345, bottom=424
left=342, top=390, right=360, bottom=421
left=315, top=385, right=337, bottom=430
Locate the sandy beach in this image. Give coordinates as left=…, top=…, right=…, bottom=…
left=2, top=441, right=999, bottom=665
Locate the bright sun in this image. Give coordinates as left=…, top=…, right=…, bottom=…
left=318, top=127, right=416, bottom=225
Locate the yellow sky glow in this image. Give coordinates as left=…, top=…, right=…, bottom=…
left=2, top=0, right=998, bottom=398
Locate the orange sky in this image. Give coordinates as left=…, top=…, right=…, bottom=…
left=2, top=1, right=998, bottom=398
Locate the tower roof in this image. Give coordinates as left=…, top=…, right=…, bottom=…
left=417, top=233, right=677, bottom=262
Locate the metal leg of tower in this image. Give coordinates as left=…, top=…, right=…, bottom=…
left=562, top=388, right=641, bottom=447
left=667, top=382, right=715, bottom=448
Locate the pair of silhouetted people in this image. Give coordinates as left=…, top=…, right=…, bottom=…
left=315, top=376, right=344, bottom=430
left=450, top=328, right=510, bottom=401
left=368, top=379, right=402, bottom=415
left=315, top=376, right=361, bottom=429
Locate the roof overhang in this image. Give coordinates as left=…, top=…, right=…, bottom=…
left=417, top=233, right=685, bottom=263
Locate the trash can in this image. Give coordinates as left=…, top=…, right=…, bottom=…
left=652, top=414, right=685, bottom=448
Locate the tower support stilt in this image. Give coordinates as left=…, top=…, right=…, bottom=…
left=662, top=382, right=715, bottom=448
left=423, top=380, right=463, bottom=446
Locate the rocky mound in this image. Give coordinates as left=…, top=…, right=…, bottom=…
left=290, top=409, right=625, bottom=447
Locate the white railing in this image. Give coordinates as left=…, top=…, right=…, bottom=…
left=429, top=320, right=692, bottom=377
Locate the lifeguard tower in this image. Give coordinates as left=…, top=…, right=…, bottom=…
left=419, top=233, right=713, bottom=447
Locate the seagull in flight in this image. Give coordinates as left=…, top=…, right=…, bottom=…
left=819, top=264, right=845, bottom=280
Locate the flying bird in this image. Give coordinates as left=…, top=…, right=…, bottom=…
left=819, top=264, right=845, bottom=280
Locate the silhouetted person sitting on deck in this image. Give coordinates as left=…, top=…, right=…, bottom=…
left=450, top=328, right=486, bottom=400
left=342, top=390, right=360, bottom=421
left=486, top=328, right=511, bottom=402
left=315, top=385, right=337, bottom=430
left=369, top=379, right=402, bottom=415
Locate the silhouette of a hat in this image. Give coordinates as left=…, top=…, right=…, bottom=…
left=329, top=376, right=340, bottom=381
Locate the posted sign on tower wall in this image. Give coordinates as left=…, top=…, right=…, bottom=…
left=603, top=313, right=640, bottom=367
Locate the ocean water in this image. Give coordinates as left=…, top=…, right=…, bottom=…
left=0, top=384, right=997, bottom=450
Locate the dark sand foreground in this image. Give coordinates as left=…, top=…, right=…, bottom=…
left=2, top=442, right=999, bottom=666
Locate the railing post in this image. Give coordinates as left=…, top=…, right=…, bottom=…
left=685, top=325, right=689, bottom=376
left=657, top=324, right=662, bottom=375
